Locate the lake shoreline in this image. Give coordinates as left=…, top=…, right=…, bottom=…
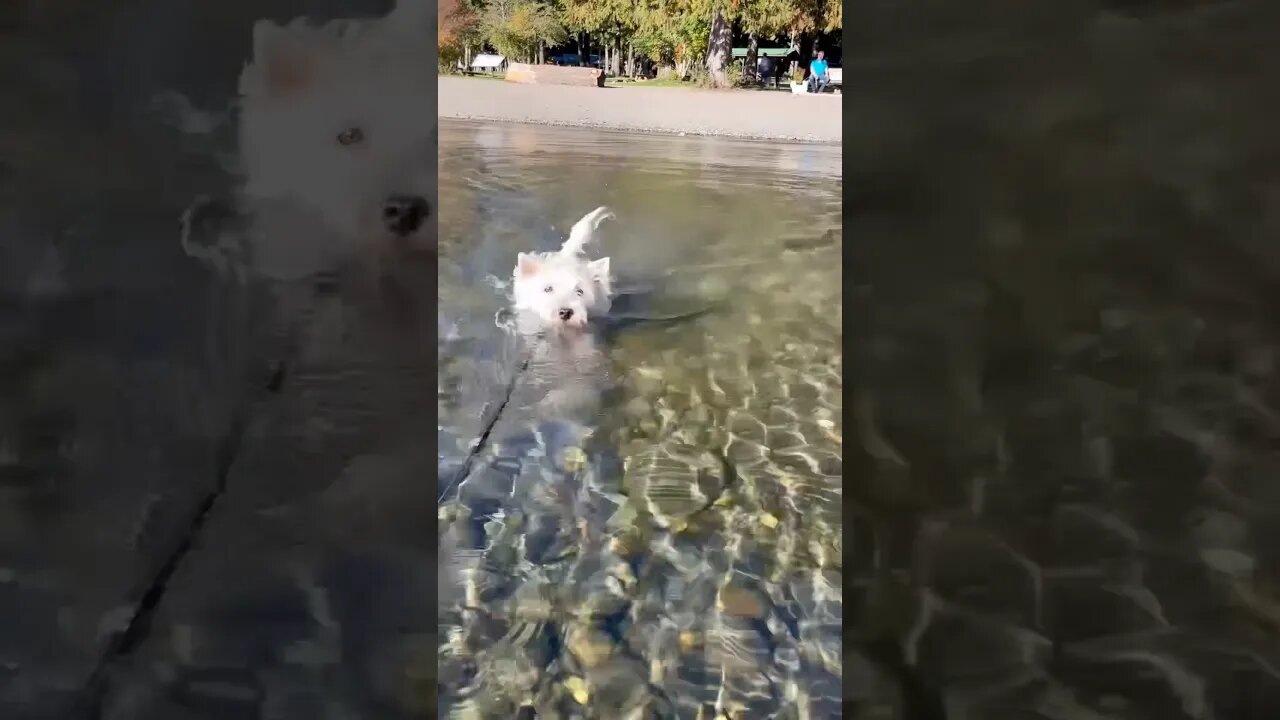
left=438, top=75, right=843, bottom=144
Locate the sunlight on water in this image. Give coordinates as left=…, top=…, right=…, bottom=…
left=437, top=120, right=842, bottom=717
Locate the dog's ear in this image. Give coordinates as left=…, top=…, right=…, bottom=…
left=588, top=257, right=611, bottom=283
left=251, top=20, right=318, bottom=99
left=515, top=253, right=543, bottom=278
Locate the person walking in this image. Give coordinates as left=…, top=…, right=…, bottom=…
left=757, top=54, right=774, bottom=89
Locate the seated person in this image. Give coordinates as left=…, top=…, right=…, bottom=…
left=807, top=50, right=830, bottom=93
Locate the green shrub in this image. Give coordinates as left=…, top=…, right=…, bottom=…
left=726, top=62, right=744, bottom=88
left=439, top=44, right=464, bottom=74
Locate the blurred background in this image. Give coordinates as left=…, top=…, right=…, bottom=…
left=0, top=2, right=441, bottom=719
left=845, top=1, right=1280, bottom=718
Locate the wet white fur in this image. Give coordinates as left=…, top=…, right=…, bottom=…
left=511, top=206, right=614, bottom=331
left=233, top=0, right=436, bottom=281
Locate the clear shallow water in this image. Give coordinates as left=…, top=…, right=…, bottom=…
left=437, top=120, right=842, bottom=717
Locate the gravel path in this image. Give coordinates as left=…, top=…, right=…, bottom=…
left=438, top=75, right=842, bottom=144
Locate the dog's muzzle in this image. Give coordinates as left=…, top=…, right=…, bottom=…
left=558, top=309, right=587, bottom=330
left=383, top=195, right=430, bottom=236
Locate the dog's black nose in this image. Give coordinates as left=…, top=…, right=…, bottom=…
left=382, top=195, right=430, bottom=236
left=558, top=308, right=574, bottom=321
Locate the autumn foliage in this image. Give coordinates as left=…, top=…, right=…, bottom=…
left=439, top=0, right=480, bottom=69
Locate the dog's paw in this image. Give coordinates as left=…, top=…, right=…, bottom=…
left=178, top=195, right=248, bottom=282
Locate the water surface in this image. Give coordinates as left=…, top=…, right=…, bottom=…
left=437, top=120, right=843, bottom=717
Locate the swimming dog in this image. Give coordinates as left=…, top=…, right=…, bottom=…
left=510, top=206, right=614, bottom=334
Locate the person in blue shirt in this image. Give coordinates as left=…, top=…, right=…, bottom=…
left=807, top=50, right=830, bottom=93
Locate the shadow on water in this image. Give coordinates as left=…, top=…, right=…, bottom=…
left=437, top=119, right=843, bottom=716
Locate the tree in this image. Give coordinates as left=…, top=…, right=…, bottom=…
left=445, top=0, right=841, bottom=86
left=562, top=0, right=639, bottom=75
left=703, top=5, right=732, bottom=88
left=481, top=0, right=567, bottom=64
left=731, top=0, right=841, bottom=84
left=632, top=0, right=710, bottom=78
left=439, top=0, right=484, bottom=71
left=735, top=0, right=791, bottom=83
left=782, top=0, right=842, bottom=51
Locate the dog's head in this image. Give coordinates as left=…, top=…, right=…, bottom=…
left=511, top=253, right=612, bottom=331
left=237, top=16, right=436, bottom=251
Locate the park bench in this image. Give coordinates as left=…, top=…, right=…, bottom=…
left=826, top=67, right=842, bottom=94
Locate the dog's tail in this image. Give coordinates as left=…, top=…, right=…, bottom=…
left=560, top=206, right=614, bottom=257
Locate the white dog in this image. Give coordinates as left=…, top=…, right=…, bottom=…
left=181, top=0, right=436, bottom=284
left=511, top=206, right=615, bottom=333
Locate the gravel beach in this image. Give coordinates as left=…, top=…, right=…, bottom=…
left=438, top=75, right=842, bottom=144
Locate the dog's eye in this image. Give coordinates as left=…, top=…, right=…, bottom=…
left=543, top=285, right=553, bottom=293
left=575, top=287, right=584, bottom=296
left=336, top=128, right=364, bottom=146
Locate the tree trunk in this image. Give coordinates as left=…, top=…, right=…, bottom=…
left=788, top=30, right=799, bottom=79
left=580, top=33, right=587, bottom=66
left=538, top=41, right=544, bottom=65
left=610, top=36, right=622, bottom=77
left=705, top=7, right=732, bottom=88
left=626, top=41, right=635, bottom=77
left=745, top=32, right=758, bottom=84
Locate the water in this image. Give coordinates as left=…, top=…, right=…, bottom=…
left=436, top=120, right=843, bottom=716
left=838, top=6, right=1280, bottom=717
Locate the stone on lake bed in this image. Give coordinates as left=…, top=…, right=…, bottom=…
left=625, top=397, right=653, bottom=417
left=563, top=675, right=590, bottom=704
left=561, top=445, right=587, bottom=472
left=566, top=622, right=616, bottom=668
left=717, top=580, right=771, bottom=620
left=1198, top=548, right=1255, bottom=579
left=624, top=442, right=724, bottom=529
